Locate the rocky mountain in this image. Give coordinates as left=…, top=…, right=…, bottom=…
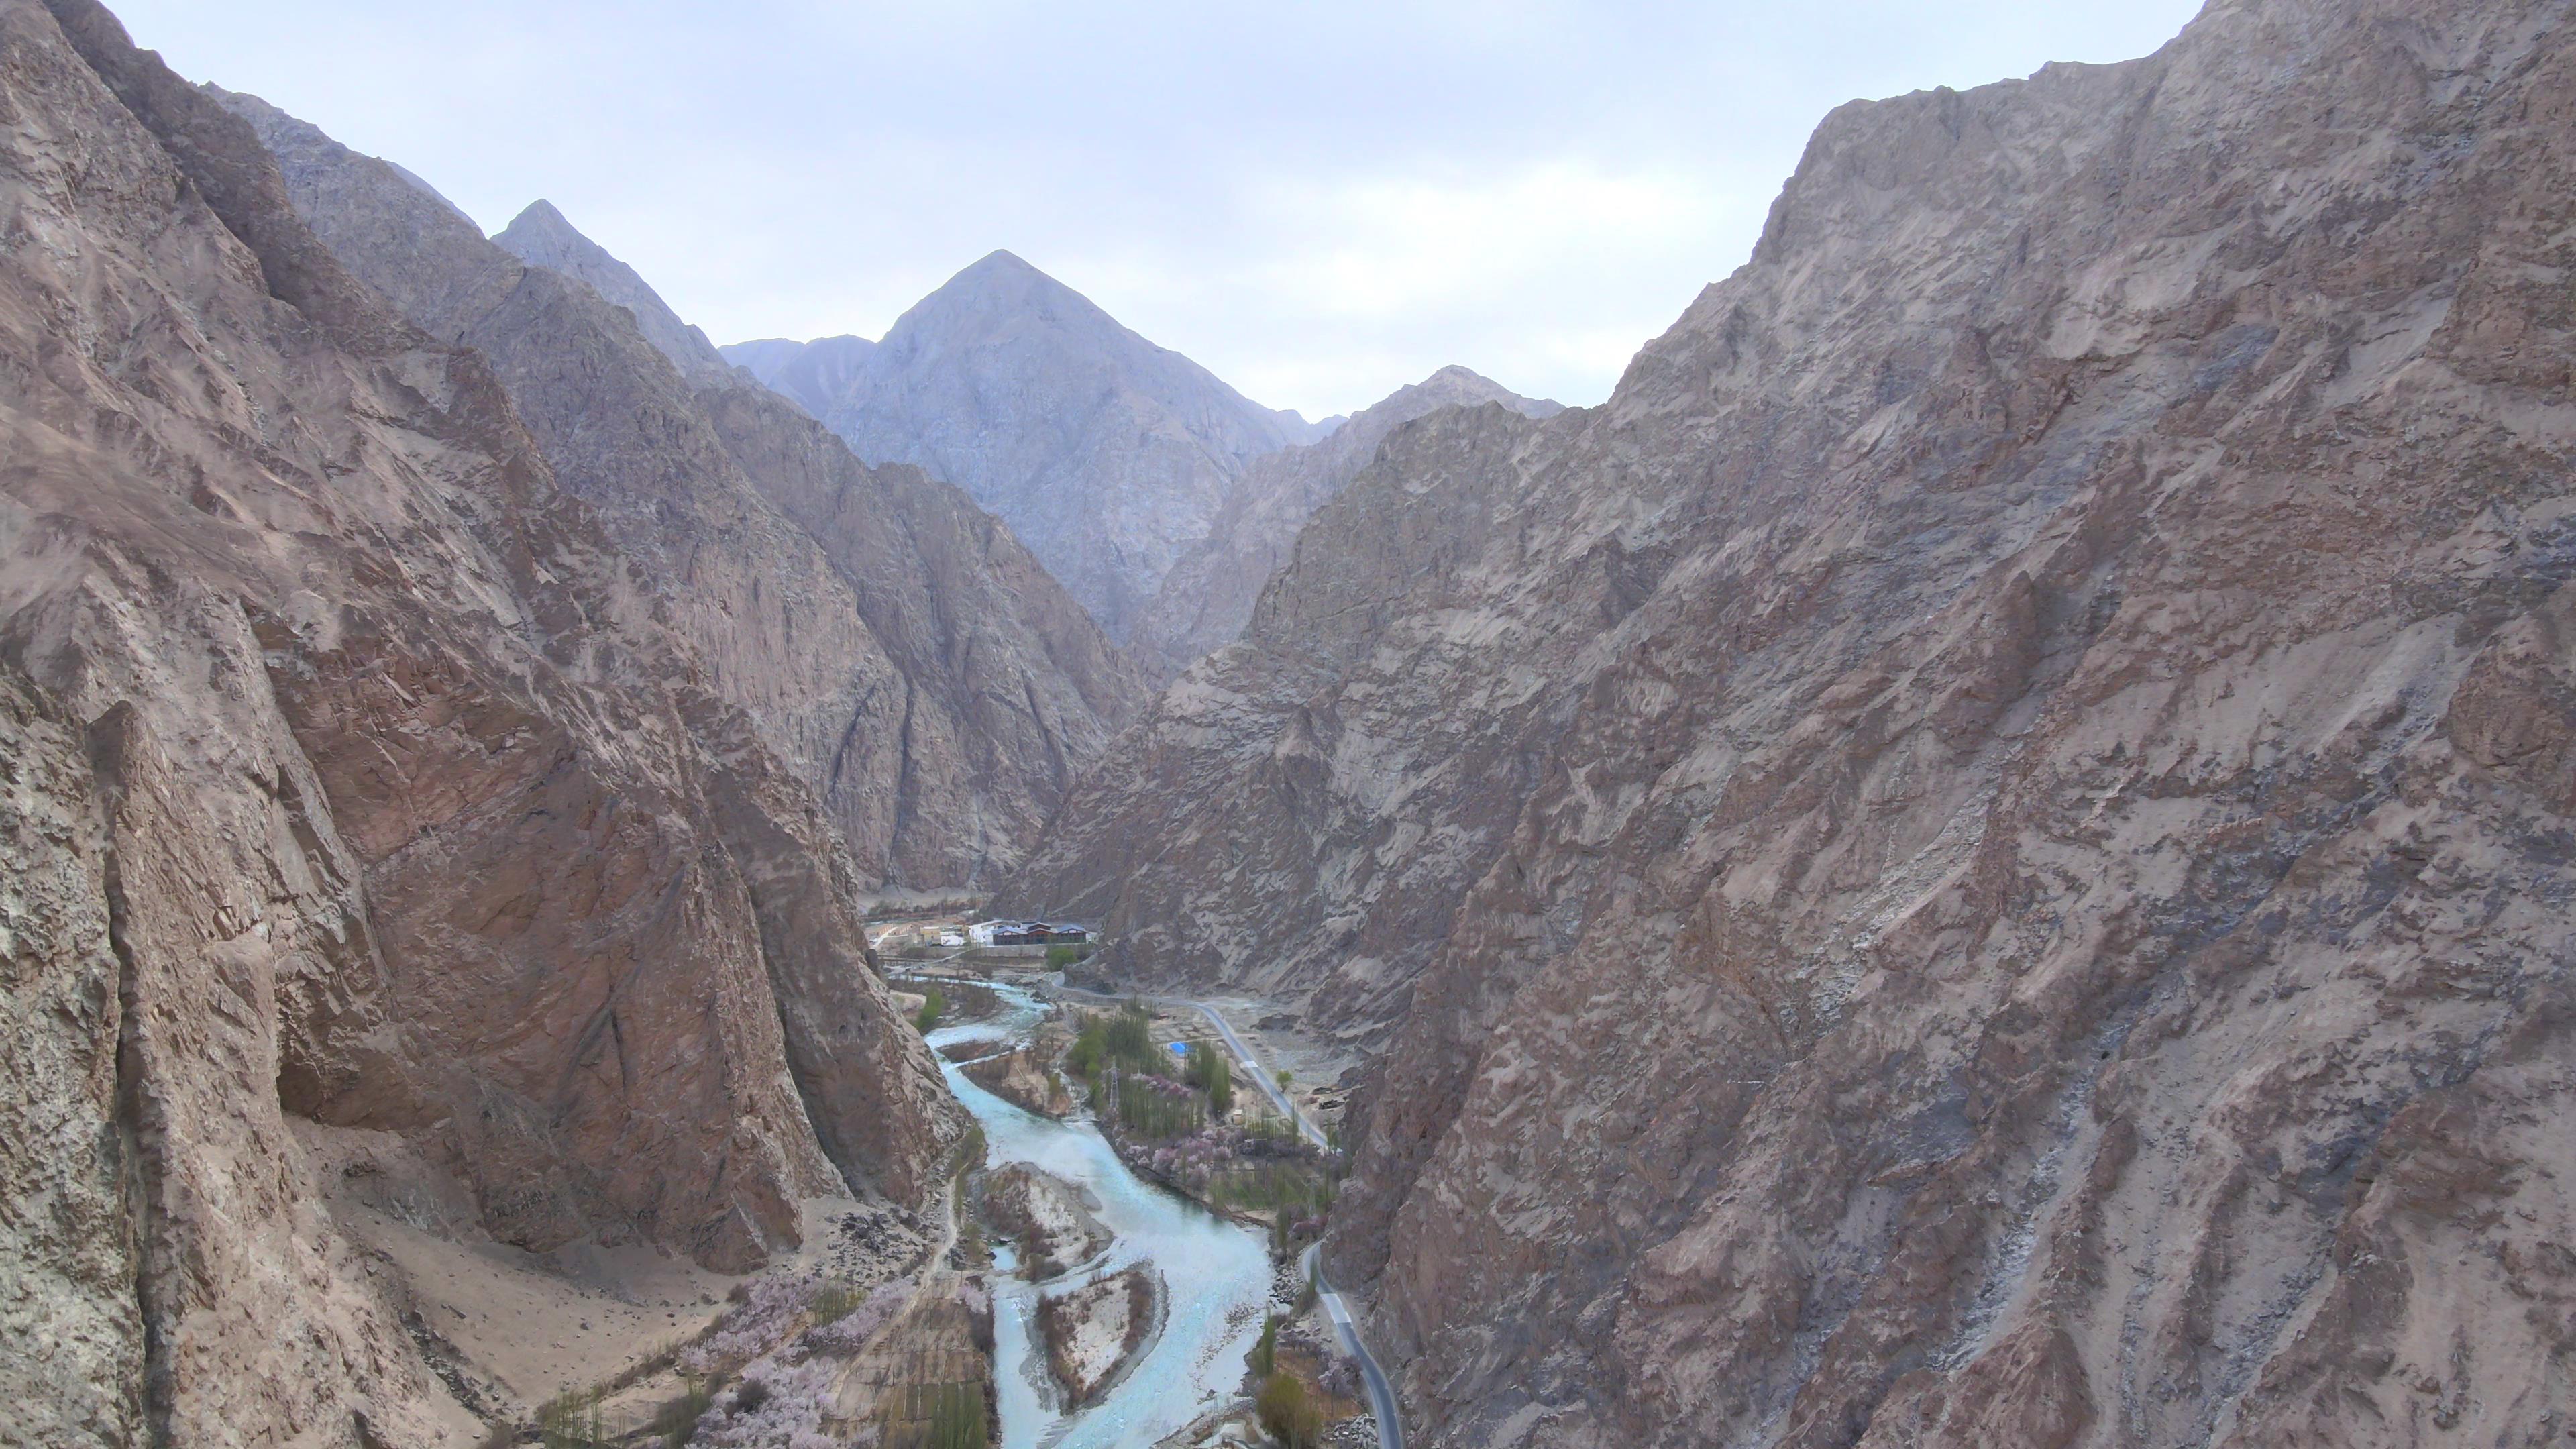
left=0, top=2, right=958, bottom=1442
left=215, top=90, right=1144, bottom=888
left=1006, top=0, right=2576, bottom=1444
left=1131, top=364, right=1562, bottom=676
left=728, top=331, right=875, bottom=417
left=720, top=252, right=1326, bottom=643
left=492, top=197, right=733, bottom=383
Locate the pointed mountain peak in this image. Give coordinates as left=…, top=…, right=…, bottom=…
left=1387, top=365, right=1564, bottom=421
left=965, top=248, right=1040, bottom=276
left=496, top=198, right=581, bottom=248
left=921, top=248, right=1092, bottom=315
left=493, top=201, right=732, bottom=383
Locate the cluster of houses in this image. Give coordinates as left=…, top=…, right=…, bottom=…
left=967, top=919, right=1089, bottom=947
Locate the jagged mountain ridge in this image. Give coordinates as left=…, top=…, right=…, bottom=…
left=218, top=88, right=1145, bottom=888
left=0, top=2, right=957, bottom=1443
left=729, top=331, right=876, bottom=417
left=1008, top=0, right=2576, bottom=1444
left=722, top=252, right=1326, bottom=643
left=1131, top=364, right=1563, bottom=677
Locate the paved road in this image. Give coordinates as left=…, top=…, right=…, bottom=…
left=1177, top=1001, right=1400, bottom=1449
left=1305, top=1243, right=1405, bottom=1449
left=1181, top=1001, right=1327, bottom=1149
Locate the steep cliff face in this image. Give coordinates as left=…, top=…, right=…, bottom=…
left=0, top=3, right=955, bottom=1442
left=1128, top=366, right=1562, bottom=678
left=721, top=252, right=1324, bottom=643
left=217, top=93, right=1142, bottom=885
left=1016, top=1, right=2576, bottom=1444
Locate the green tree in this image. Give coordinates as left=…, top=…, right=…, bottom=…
left=1066, top=1015, right=1106, bottom=1076
left=916, top=987, right=947, bottom=1032
left=1206, top=1050, right=1234, bottom=1120
left=1104, top=1005, right=1154, bottom=1065
left=1257, top=1371, right=1324, bottom=1448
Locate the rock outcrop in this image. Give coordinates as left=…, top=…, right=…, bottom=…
left=0, top=1, right=957, bottom=1441
left=215, top=93, right=1144, bottom=887
left=1012, top=1, right=2576, bottom=1444
left=721, top=252, right=1326, bottom=643
left=1129, top=366, right=1562, bottom=678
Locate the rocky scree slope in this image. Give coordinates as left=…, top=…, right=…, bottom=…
left=216, top=91, right=1144, bottom=887
left=722, top=251, right=1325, bottom=644
left=0, top=2, right=956, bottom=1443
left=1011, top=1, right=2576, bottom=1445
left=1127, top=364, right=1562, bottom=679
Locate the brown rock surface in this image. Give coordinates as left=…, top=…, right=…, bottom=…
left=0, top=1, right=956, bottom=1440
left=1011, top=1, right=2576, bottom=1444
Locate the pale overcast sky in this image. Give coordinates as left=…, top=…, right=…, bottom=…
left=114, top=1, right=2204, bottom=418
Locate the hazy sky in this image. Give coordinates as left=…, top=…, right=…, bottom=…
left=115, top=1, right=2204, bottom=418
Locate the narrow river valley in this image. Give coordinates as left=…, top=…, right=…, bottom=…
left=924, top=983, right=1273, bottom=1449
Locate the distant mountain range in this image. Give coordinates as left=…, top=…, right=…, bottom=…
left=1130, top=364, right=1561, bottom=677
left=727, top=252, right=1331, bottom=645
left=730, top=268, right=1555, bottom=671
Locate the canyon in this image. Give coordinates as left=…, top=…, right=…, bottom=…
left=9, top=0, right=2576, bottom=1445
left=1008, top=0, right=2576, bottom=1445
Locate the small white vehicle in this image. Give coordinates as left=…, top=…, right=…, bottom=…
left=939, top=932, right=965, bottom=948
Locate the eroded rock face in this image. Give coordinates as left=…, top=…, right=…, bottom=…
left=0, top=1, right=956, bottom=1440
left=722, top=252, right=1325, bottom=643
left=1, top=665, right=146, bottom=1448
left=1013, top=1, right=2576, bottom=1444
left=215, top=93, right=1143, bottom=887
left=1128, top=366, right=1562, bottom=679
